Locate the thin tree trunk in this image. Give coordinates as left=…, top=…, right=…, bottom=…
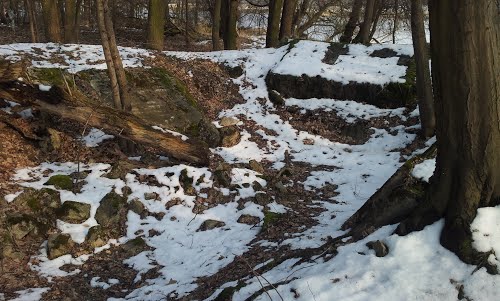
left=64, top=0, right=77, bottom=43
left=212, top=0, right=222, bottom=50
left=353, top=0, right=375, bottom=44
left=392, top=0, right=398, bottom=43
left=396, top=0, right=500, bottom=267
left=279, top=0, right=296, bottom=42
left=266, top=0, right=284, bottom=48
left=368, top=0, right=382, bottom=41
left=184, top=0, right=189, bottom=46
left=146, top=0, right=167, bottom=50
left=41, top=0, right=62, bottom=42
left=410, top=0, right=434, bottom=138
left=25, top=0, right=38, bottom=42
left=339, top=0, right=363, bottom=43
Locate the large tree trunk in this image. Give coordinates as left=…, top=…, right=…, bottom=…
left=339, top=0, right=363, bottom=43
left=222, top=0, right=238, bottom=50
left=64, top=0, right=78, bottom=43
left=410, top=0, right=434, bottom=138
left=353, top=0, right=375, bottom=44
left=41, top=0, right=62, bottom=42
left=212, top=0, right=222, bottom=50
left=279, top=0, right=296, bottom=42
left=266, top=0, right=284, bottom=48
left=146, top=0, right=167, bottom=50
left=396, top=0, right=500, bottom=267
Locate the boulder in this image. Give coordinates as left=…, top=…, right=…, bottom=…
left=366, top=240, right=389, bottom=257
left=197, top=219, right=226, bottom=232
left=57, top=201, right=91, bottom=224
left=47, top=233, right=74, bottom=259
left=219, top=126, right=241, bottom=147
left=220, top=117, right=239, bottom=127
left=44, top=175, right=73, bottom=190
left=95, top=192, right=128, bottom=228
left=86, top=225, right=107, bottom=249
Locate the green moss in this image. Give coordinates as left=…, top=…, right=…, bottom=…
left=44, top=175, right=73, bottom=190
left=32, top=68, right=65, bottom=86
left=150, top=68, right=198, bottom=108
left=262, top=211, right=283, bottom=231
left=381, top=59, right=417, bottom=107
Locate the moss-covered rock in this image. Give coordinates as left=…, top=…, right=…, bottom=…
left=57, top=201, right=91, bottom=224
left=95, top=191, right=128, bottom=228
left=44, top=174, right=73, bottom=190
left=129, top=198, right=147, bottom=217
left=86, top=225, right=108, bottom=249
left=121, top=237, right=148, bottom=257
left=47, top=233, right=74, bottom=259
left=6, top=214, right=48, bottom=240
left=105, top=160, right=137, bottom=180
left=14, top=188, right=61, bottom=213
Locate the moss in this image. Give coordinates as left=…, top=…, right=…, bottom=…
left=44, top=174, right=73, bottom=190
left=150, top=68, right=198, bottom=108
left=32, top=68, right=65, bottom=86
left=262, top=211, right=283, bottom=231
left=381, top=59, right=417, bottom=107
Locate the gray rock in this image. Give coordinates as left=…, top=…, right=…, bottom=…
left=366, top=240, right=389, bottom=257
left=6, top=214, right=47, bottom=240
left=213, top=163, right=232, bottom=187
left=268, top=90, right=285, bottom=106
left=144, top=192, right=159, bottom=200
left=248, top=160, right=265, bottom=174
left=129, top=199, right=146, bottom=216
left=95, top=192, right=128, bottom=228
left=237, top=215, right=260, bottom=225
left=105, top=160, right=136, bottom=180
left=47, top=233, right=74, bottom=259
left=220, top=117, right=239, bottom=127
left=219, top=126, right=241, bottom=147
left=57, top=201, right=91, bottom=224
left=86, top=225, right=107, bottom=249
left=197, top=219, right=226, bottom=231
left=121, top=237, right=148, bottom=257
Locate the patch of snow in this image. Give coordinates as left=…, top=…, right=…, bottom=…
left=82, top=128, right=114, bottom=147
left=9, top=288, right=50, bottom=301
left=471, top=205, right=500, bottom=267
left=38, top=84, right=52, bottom=91
left=152, top=125, right=189, bottom=141
left=411, top=158, right=436, bottom=182
left=90, top=277, right=119, bottom=289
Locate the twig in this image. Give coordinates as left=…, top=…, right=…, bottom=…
left=239, top=254, right=284, bottom=301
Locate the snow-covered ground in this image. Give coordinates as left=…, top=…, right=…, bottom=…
left=1, top=40, right=499, bottom=301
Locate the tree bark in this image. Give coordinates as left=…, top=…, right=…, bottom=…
left=223, top=0, right=238, bottom=50
left=266, top=0, right=284, bottom=48
left=41, top=0, right=62, bottom=42
left=353, top=0, right=375, bottom=44
left=212, top=0, right=222, bottom=50
left=396, top=0, right=500, bottom=267
left=339, top=0, right=363, bottom=43
left=25, top=0, right=39, bottom=42
left=368, top=0, right=382, bottom=41
left=410, top=0, right=434, bottom=138
left=146, top=0, right=167, bottom=51
left=392, top=0, right=398, bottom=44
left=64, top=0, right=78, bottom=43
left=279, top=0, right=296, bottom=42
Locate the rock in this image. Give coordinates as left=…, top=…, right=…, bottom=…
left=274, top=181, right=288, bottom=194
left=268, top=90, right=285, bottom=106
left=225, top=65, right=244, bottom=78
left=179, top=169, right=196, bottom=195
left=129, top=199, right=146, bottom=216
left=57, top=201, right=91, bottom=224
left=44, top=175, right=73, bottom=190
left=14, top=188, right=61, bottom=213
left=86, top=225, right=107, bottom=248
left=95, top=192, right=128, bottom=228
left=166, top=198, right=183, bottom=209
left=252, top=181, right=263, bottom=191
left=197, top=219, right=226, bottom=231
left=198, top=119, right=221, bottom=148
left=105, top=160, right=136, bottom=180
left=254, top=193, right=272, bottom=206
left=47, top=233, right=74, bottom=259
left=237, top=215, right=260, bottom=225
left=122, top=186, right=133, bottom=197
left=144, top=192, right=159, bottom=200
left=192, top=202, right=208, bottom=214
left=366, top=240, right=389, bottom=257
left=220, top=117, right=239, bottom=127
left=121, top=237, right=147, bottom=257
left=213, top=164, right=232, bottom=187
left=7, top=214, right=47, bottom=240
left=248, top=160, right=265, bottom=174
left=219, top=126, right=241, bottom=147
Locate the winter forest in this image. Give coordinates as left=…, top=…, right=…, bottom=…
left=0, top=0, right=499, bottom=300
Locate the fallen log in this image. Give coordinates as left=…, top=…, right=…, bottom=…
left=0, top=81, right=211, bottom=165
left=342, top=143, right=437, bottom=240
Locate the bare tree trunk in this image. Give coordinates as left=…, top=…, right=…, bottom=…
left=279, top=0, right=296, bottom=42
left=184, top=0, right=189, bottom=46
left=266, top=0, right=284, bottom=47
left=222, top=0, right=237, bottom=50
left=353, top=0, right=375, bottom=44
left=339, top=0, right=363, bottom=43
left=410, top=0, right=434, bottom=137
left=146, top=0, right=167, bottom=50
left=368, top=0, right=382, bottom=41
left=212, top=0, right=222, bottom=50
left=64, top=0, right=77, bottom=43
left=396, top=0, right=500, bottom=268
left=392, top=0, right=398, bottom=43
left=25, top=0, right=38, bottom=42
left=41, top=0, right=62, bottom=42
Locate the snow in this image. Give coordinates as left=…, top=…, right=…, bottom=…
left=38, top=84, right=52, bottom=91
left=8, top=288, right=50, bottom=301
left=272, top=40, right=413, bottom=85
left=82, top=128, right=115, bottom=147
left=412, top=158, right=436, bottom=182
left=3, top=41, right=499, bottom=300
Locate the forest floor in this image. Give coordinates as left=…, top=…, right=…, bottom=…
left=0, top=37, right=499, bottom=301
